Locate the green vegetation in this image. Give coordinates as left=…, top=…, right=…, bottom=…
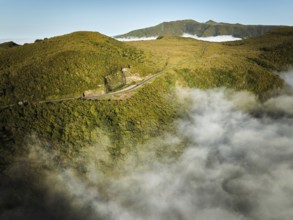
left=0, top=32, right=160, bottom=105
left=0, top=74, right=177, bottom=168
left=223, top=27, right=293, bottom=71
left=127, top=28, right=293, bottom=95
left=1, top=27, right=293, bottom=173
left=115, top=19, right=281, bottom=39
left=175, top=67, right=282, bottom=95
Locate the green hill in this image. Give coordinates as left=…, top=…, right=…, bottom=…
left=0, top=27, right=292, bottom=175
left=115, top=19, right=281, bottom=39
left=241, top=27, right=293, bottom=71
left=126, top=27, right=293, bottom=96
left=0, top=41, right=19, bottom=50
left=0, top=32, right=158, bottom=105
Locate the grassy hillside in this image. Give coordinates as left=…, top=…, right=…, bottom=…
left=1, top=27, right=293, bottom=174
left=236, top=27, right=293, bottom=71
left=115, top=19, right=281, bottom=39
left=0, top=32, right=160, bottom=105
left=127, top=28, right=293, bottom=95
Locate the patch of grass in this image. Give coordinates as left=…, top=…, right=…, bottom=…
left=175, top=67, right=282, bottom=95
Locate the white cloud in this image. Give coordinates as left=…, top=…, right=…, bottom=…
left=279, top=70, right=293, bottom=88
left=182, top=33, right=242, bottom=42
left=115, top=34, right=242, bottom=42
left=2, top=85, right=293, bottom=219
left=264, top=70, right=293, bottom=114
left=115, top=36, right=158, bottom=41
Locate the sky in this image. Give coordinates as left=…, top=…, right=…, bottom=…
left=0, top=0, right=293, bottom=43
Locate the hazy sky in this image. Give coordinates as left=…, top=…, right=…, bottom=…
left=1, top=0, right=293, bottom=41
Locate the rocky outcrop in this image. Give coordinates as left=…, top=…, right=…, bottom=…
left=83, top=85, right=105, bottom=97
left=122, top=66, right=143, bottom=84
left=85, top=66, right=143, bottom=95
left=104, top=71, right=126, bottom=91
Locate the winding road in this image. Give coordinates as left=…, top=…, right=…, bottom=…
left=0, top=45, right=208, bottom=109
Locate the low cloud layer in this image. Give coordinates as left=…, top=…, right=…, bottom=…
left=279, top=70, right=293, bottom=88
left=115, top=34, right=242, bottom=42
left=182, top=33, right=242, bottom=42
left=1, top=72, right=293, bottom=220
left=115, top=36, right=158, bottom=41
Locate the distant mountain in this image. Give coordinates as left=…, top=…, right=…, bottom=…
left=115, top=19, right=281, bottom=39
left=0, top=41, right=19, bottom=50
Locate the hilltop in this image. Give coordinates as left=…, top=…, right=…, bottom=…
left=0, top=32, right=159, bottom=105
left=115, top=19, right=281, bottom=39
left=0, top=41, right=19, bottom=51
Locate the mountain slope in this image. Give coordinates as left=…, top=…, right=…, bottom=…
left=126, top=28, right=293, bottom=95
left=0, top=27, right=292, bottom=169
left=115, top=19, right=281, bottom=39
left=0, top=32, right=158, bottom=104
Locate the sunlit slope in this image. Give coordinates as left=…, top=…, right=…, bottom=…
left=0, top=32, right=159, bottom=104
left=236, top=27, right=293, bottom=71
left=127, top=27, right=293, bottom=94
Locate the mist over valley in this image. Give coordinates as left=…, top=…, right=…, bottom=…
left=1, top=14, right=293, bottom=220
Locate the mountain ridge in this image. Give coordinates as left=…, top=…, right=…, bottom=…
left=115, top=19, right=282, bottom=39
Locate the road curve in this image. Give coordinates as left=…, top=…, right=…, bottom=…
left=84, top=44, right=208, bottom=99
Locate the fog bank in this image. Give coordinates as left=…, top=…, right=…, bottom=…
left=115, top=34, right=242, bottom=42
left=1, top=83, right=293, bottom=219
left=279, top=70, right=293, bottom=88
left=115, top=36, right=158, bottom=41
left=182, top=33, right=242, bottom=42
